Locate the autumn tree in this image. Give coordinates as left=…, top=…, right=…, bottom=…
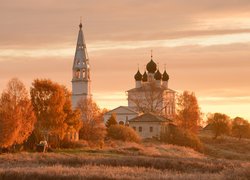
left=106, top=113, right=118, bottom=128
left=207, top=113, right=231, bottom=139
left=30, top=79, right=82, bottom=144
left=176, top=91, right=202, bottom=133
left=77, top=98, right=106, bottom=145
left=62, top=86, right=82, bottom=133
left=232, top=117, right=250, bottom=140
left=0, top=78, right=36, bottom=149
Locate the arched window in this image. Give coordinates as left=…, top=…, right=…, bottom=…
left=75, top=69, right=81, bottom=78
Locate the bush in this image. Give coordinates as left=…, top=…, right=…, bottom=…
left=161, top=126, right=203, bottom=152
left=107, top=125, right=140, bottom=143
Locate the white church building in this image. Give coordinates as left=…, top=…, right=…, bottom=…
left=104, top=54, right=176, bottom=125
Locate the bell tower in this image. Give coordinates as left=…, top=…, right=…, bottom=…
left=72, top=22, right=91, bottom=109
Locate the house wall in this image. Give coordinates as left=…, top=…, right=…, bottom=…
left=129, top=121, right=165, bottom=139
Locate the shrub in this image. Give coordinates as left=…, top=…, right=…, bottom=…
left=106, top=113, right=118, bottom=128
left=161, top=126, right=203, bottom=152
left=107, top=125, right=140, bottom=143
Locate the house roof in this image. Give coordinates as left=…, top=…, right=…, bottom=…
left=104, top=106, right=139, bottom=115
left=129, top=113, right=172, bottom=123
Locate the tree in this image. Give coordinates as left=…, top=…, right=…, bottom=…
left=207, top=113, right=231, bottom=139
left=176, top=91, right=201, bottom=133
left=0, top=78, right=36, bottom=148
left=106, top=113, right=118, bottom=128
left=30, top=79, right=82, bottom=144
left=77, top=98, right=106, bottom=145
left=128, top=82, right=165, bottom=114
left=232, top=117, right=250, bottom=140
left=62, top=86, right=82, bottom=133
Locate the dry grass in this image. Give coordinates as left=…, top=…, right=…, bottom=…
left=200, top=131, right=250, bottom=161
left=0, top=147, right=250, bottom=179
left=0, top=137, right=250, bottom=179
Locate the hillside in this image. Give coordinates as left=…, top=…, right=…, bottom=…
left=200, top=131, right=250, bottom=161
left=0, top=140, right=250, bottom=180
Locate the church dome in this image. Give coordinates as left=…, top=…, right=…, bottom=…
left=146, top=59, right=157, bottom=73
left=134, top=70, right=142, bottom=81
left=154, top=70, right=162, bottom=80
left=142, top=71, right=148, bottom=82
left=162, top=70, right=169, bottom=81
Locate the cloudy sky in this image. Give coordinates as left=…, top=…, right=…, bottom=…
left=0, top=0, right=250, bottom=120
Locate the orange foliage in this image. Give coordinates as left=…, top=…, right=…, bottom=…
left=176, top=91, right=202, bottom=133
left=0, top=78, right=36, bottom=148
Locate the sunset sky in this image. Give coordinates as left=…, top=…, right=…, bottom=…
left=0, top=0, right=250, bottom=120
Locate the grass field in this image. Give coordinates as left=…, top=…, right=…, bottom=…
left=0, top=133, right=250, bottom=179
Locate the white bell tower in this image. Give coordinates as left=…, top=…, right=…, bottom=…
left=72, top=22, right=91, bottom=109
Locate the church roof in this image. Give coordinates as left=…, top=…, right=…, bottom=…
left=73, top=22, right=89, bottom=69
left=146, top=59, right=157, bottom=73
left=162, top=70, right=169, bottom=81
left=129, top=113, right=172, bottom=122
left=142, top=71, right=148, bottom=82
left=154, top=69, right=162, bottom=80
left=104, top=106, right=139, bottom=115
left=134, top=70, right=142, bottom=81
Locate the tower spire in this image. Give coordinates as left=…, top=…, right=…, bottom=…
left=151, top=49, right=153, bottom=59
left=72, top=21, right=91, bottom=109
left=79, top=17, right=82, bottom=29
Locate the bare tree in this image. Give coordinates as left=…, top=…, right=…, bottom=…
left=76, top=98, right=106, bottom=145
left=128, top=82, right=166, bottom=114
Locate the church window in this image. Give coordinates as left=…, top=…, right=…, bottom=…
left=77, top=60, right=80, bottom=65
left=75, top=69, right=80, bottom=78
left=126, top=116, right=128, bottom=121
left=150, top=127, right=153, bottom=132
left=82, top=70, right=86, bottom=78
left=133, top=127, right=136, bottom=131
left=139, top=126, right=142, bottom=132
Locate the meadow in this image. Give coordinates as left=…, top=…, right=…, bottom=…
left=0, top=133, right=250, bottom=180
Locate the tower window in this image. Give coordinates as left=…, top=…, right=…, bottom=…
left=139, top=127, right=142, bottom=132
left=150, top=127, right=153, bottom=132
left=75, top=69, right=80, bottom=79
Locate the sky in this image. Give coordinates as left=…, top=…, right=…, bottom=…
left=0, top=0, right=250, bottom=120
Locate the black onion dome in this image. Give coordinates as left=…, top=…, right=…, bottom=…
left=162, top=70, right=169, bottom=81
left=154, top=70, right=162, bottom=80
left=142, top=71, right=148, bottom=82
left=134, top=70, right=142, bottom=81
left=146, top=59, right=157, bottom=73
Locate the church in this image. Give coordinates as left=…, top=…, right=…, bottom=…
left=70, top=22, right=176, bottom=139
left=103, top=54, right=176, bottom=138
